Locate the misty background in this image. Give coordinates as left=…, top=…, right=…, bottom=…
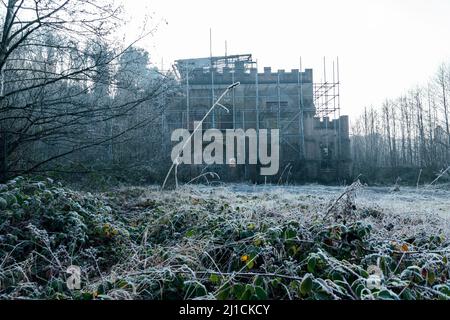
left=122, top=0, right=450, bottom=117
left=2, top=0, right=450, bottom=186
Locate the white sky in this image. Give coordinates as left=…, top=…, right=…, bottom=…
left=122, top=0, right=450, bottom=118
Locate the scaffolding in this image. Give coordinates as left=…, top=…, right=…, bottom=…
left=314, top=57, right=341, bottom=119
left=173, top=54, right=341, bottom=121
left=161, top=53, right=347, bottom=178
left=313, top=58, right=342, bottom=171
left=175, top=54, right=254, bottom=77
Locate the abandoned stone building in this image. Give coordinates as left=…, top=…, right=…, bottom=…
left=163, top=54, right=351, bottom=182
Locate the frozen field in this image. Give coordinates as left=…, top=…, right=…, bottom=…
left=202, top=183, right=450, bottom=222
left=3, top=177, right=450, bottom=300
left=166, top=183, right=448, bottom=240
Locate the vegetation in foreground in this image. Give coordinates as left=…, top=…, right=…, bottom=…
left=0, top=177, right=449, bottom=300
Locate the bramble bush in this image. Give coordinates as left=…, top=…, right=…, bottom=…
left=0, top=178, right=449, bottom=300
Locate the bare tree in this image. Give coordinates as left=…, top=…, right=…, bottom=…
left=436, top=64, right=450, bottom=158
left=0, top=0, right=170, bottom=182
left=351, top=62, right=450, bottom=182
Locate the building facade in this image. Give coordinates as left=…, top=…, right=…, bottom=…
left=164, top=54, right=351, bottom=182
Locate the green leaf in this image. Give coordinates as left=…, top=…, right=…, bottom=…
left=0, top=197, right=7, bottom=210
left=400, top=288, right=415, bottom=300
left=375, top=289, right=400, bottom=300
left=254, top=286, right=268, bottom=300
left=253, top=276, right=264, bottom=287
left=232, top=284, right=245, bottom=299
left=241, top=285, right=253, bottom=300
left=209, top=274, right=220, bottom=284
left=400, top=266, right=424, bottom=283
left=300, top=274, right=313, bottom=295
left=216, top=285, right=231, bottom=300
left=185, top=229, right=196, bottom=238
left=351, top=281, right=366, bottom=298
left=232, top=284, right=254, bottom=300
left=283, top=227, right=297, bottom=240
left=307, top=256, right=317, bottom=273
left=427, top=270, right=436, bottom=285
left=434, top=285, right=450, bottom=298
left=4, top=193, right=17, bottom=206
left=184, top=280, right=207, bottom=298
left=245, top=255, right=256, bottom=270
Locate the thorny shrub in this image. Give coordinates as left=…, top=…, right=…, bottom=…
left=0, top=178, right=449, bottom=300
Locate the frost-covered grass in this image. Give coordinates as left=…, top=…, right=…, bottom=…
left=1, top=178, right=450, bottom=300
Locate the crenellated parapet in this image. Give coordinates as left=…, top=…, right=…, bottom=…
left=186, top=67, right=313, bottom=85
left=313, top=115, right=349, bottom=132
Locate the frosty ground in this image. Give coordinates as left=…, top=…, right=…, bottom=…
left=1, top=177, right=450, bottom=300
left=229, top=183, right=450, bottom=221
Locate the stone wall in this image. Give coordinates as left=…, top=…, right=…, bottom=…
left=164, top=60, right=352, bottom=182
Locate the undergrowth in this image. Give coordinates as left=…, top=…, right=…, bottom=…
left=0, top=177, right=449, bottom=300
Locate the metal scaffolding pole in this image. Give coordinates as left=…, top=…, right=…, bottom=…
left=255, top=60, right=260, bottom=133
left=277, top=71, right=281, bottom=129
left=255, top=61, right=260, bottom=182
left=333, top=59, right=337, bottom=161
left=337, top=56, right=342, bottom=161
left=210, top=28, right=215, bottom=128
left=332, top=59, right=339, bottom=161
left=323, top=57, right=329, bottom=169
left=232, top=71, right=236, bottom=129
left=161, top=91, right=166, bottom=154
left=298, top=57, right=305, bottom=159
left=186, top=66, right=190, bottom=129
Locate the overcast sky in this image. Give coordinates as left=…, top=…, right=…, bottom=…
left=122, top=0, right=450, bottom=118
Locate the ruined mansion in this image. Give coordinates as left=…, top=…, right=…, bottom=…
left=162, top=54, right=351, bottom=183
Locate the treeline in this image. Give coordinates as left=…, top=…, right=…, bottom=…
left=4, top=0, right=450, bottom=187
left=351, top=63, right=450, bottom=184
left=0, top=0, right=175, bottom=184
